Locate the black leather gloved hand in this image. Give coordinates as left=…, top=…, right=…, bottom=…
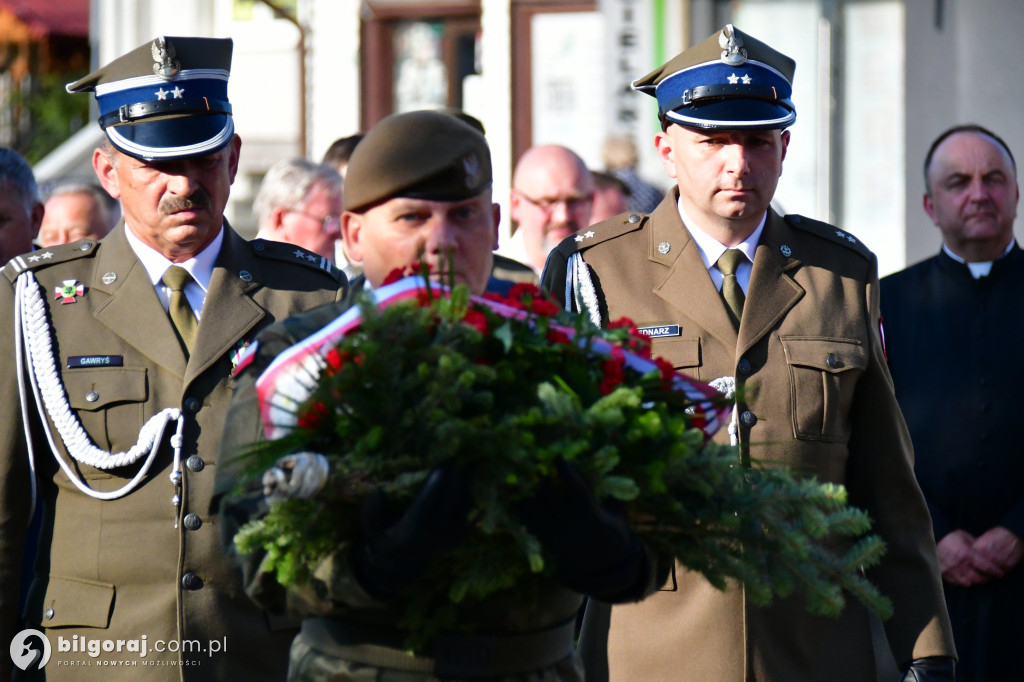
left=516, top=459, right=647, bottom=601
left=352, top=466, right=471, bottom=600
left=899, top=656, right=956, bottom=682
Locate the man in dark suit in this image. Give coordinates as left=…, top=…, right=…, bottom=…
left=542, top=24, right=956, bottom=682
left=881, top=124, right=1024, bottom=682
left=0, top=36, right=346, bottom=681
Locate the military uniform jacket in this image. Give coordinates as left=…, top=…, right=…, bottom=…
left=0, top=223, right=346, bottom=682
left=541, top=191, right=955, bottom=681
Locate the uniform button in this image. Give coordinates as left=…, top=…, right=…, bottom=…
left=183, top=397, right=201, bottom=414
left=80, top=241, right=92, bottom=251
left=628, top=213, right=641, bottom=224
left=45, top=608, right=55, bottom=620
left=183, top=513, right=203, bottom=531
left=85, top=391, right=99, bottom=402
left=737, top=358, right=752, bottom=375
left=740, top=410, right=757, bottom=427
left=186, top=455, right=205, bottom=472
left=826, top=353, right=838, bottom=369
left=181, top=572, right=203, bottom=590
left=253, top=241, right=265, bottom=251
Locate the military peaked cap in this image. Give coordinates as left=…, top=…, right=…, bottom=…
left=634, top=25, right=796, bottom=130
left=67, top=36, right=234, bottom=161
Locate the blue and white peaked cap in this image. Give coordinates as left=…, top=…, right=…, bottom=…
left=634, top=25, right=796, bottom=131
left=67, top=36, right=234, bottom=161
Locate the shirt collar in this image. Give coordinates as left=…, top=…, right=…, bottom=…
left=942, top=239, right=1015, bottom=279
left=677, top=196, right=765, bottom=270
left=124, top=222, right=224, bottom=294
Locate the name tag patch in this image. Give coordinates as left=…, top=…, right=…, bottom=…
left=636, top=325, right=680, bottom=338
left=68, top=355, right=124, bottom=368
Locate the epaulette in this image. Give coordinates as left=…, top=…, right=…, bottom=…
left=554, top=211, right=649, bottom=258
left=249, top=239, right=345, bottom=284
left=784, top=214, right=873, bottom=261
left=3, top=240, right=100, bottom=283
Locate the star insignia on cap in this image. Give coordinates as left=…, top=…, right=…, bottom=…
left=156, top=88, right=169, bottom=100
left=835, top=230, right=846, bottom=239
left=171, top=86, right=185, bottom=99
left=293, top=249, right=306, bottom=259
left=741, top=74, right=752, bottom=85
left=727, top=73, right=740, bottom=84
left=846, top=235, right=857, bottom=243
left=306, top=254, right=318, bottom=263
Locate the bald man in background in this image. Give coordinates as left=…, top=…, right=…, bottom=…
left=505, top=145, right=594, bottom=274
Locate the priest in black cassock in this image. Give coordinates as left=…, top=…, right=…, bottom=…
left=881, top=124, right=1024, bottom=682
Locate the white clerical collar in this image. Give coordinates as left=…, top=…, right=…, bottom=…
left=125, top=222, right=224, bottom=294
left=677, top=195, right=764, bottom=275
left=942, top=239, right=1015, bottom=279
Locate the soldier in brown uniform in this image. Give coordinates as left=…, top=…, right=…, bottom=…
left=217, top=110, right=656, bottom=681
left=0, top=36, right=347, bottom=681
left=542, top=25, right=957, bottom=682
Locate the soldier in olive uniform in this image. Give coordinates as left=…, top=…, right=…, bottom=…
left=217, top=110, right=656, bottom=681
left=542, top=25, right=957, bottom=682
left=0, top=36, right=347, bottom=681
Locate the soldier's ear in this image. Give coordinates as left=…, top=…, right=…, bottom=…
left=93, top=147, right=121, bottom=199
left=654, top=131, right=678, bottom=180
left=341, top=212, right=364, bottom=265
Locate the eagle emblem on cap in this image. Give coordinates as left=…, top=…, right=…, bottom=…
left=719, top=24, right=748, bottom=66
left=462, top=151, right=482, bottom=189
left=152, top=37, right=181, bottom=79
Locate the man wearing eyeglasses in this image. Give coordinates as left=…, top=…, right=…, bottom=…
left=254, top=157, right=344, bottom=264
left=506, top=145, right=594, bottom=274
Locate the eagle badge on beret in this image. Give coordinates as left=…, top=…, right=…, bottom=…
left=462, top=151, right=482, bottom=189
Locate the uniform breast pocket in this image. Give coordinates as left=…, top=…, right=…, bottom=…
left=780, top=337, right=867, bottom=443
left=64, top=368, right=149, bottom=458
left=651, top=337, right=701, bottom=370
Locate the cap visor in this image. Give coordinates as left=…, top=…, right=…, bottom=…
left=105, top=114, right=234, bottom=161
left=666, top=99, right=795, bottom=130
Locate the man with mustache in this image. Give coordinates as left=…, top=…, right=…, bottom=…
left=542, top=24, right=956, bottom=682
left=881, top=125, right=1023, bottom=681
left=0, top=36, right=346, bottom=681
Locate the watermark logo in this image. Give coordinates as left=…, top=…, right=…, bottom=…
left=10, top=629, right=51, bottom=671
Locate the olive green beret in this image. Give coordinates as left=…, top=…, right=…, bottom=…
left=343, top=110, right=492, bottom=212
left=633, top=24, right=796, bottom=130
left=66, top=36, right=234, bottom=161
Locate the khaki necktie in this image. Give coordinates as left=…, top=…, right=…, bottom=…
left=717, top=249, right=746, bottom=328
left=162, top=265, right=198, bottom=355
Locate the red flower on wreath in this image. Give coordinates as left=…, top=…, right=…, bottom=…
left=463, top=308, right=490, bottom=334
left=299, top=400, right=329, bottom=428
left=599, top=346, right=627, bottom=395
left=653, top=356, right=676, bottom=382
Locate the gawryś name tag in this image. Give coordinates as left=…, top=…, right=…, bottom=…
left=68, top=355, right=124, bottom=368
left=636, top=325, right=681, bottom=338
